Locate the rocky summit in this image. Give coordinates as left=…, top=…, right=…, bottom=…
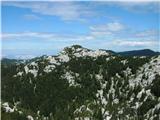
left=1, top=45, right=160, bottom=120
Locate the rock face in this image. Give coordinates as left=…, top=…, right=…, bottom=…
left=1, top=45, right=160, bottom=120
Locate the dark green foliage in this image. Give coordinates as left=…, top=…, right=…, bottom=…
left=1, top=112, right=27, bottom=120
left=126, top=57, right=150, bottom=74
left=137, top=98, right=157, bottom=119
left=151, top=74, right=160, bottom=97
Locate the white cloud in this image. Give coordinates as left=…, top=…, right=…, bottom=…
left=1, top=32, right=91, bottom=41
left=1, top=18, right=158, bottom=50
left=106, top=22, right=125, bottom=32
left=91, top=31, right=113, bottom=36
left=117, top=2, right=159, bottom=13
left=23, top=14, right=41, bottom=20
left=89, top=22, right=159, bottom=42
left=3, top=2, right=95, bottom=21
left=2, top=22, right=125, bottom=41
left=89, top=22, right=125, bottom=37
left=2, top=26, right=159, bottom=47
left=102, top=1, right=160, bottom=13
left=113, top=40, right=157, bottom=47
left=90, top=22, right=125, bottom=32
left=135, top=29, right=159, bottom=38
left=2, top=1, right=159, bottom=23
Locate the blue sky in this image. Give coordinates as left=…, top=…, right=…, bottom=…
left=1, top=1, right=160, bottom=59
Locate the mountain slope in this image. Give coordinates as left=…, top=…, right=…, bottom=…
left=118, top=49, right=160, bottom=56
left=1, top=45, right=160, bottom=120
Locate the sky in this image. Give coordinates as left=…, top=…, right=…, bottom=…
left=1, top=1, right=160, bottom=59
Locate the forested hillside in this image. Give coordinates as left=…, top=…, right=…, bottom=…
left=1, top=45, right=160, bottom=120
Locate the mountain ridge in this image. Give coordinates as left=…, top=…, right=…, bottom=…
left=118, top=49, right=160, bottom=56
left=2, top=45, right=160, bottom=60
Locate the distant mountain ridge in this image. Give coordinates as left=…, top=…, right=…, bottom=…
left=118, top=49, right=160, bottom=56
